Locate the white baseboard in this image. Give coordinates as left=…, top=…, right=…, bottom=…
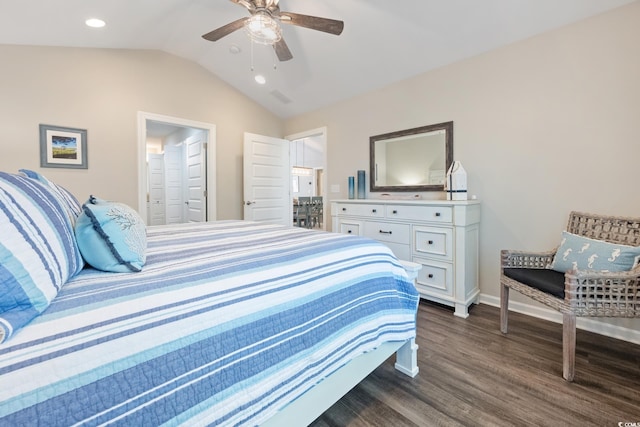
left=479, top=294, right=640, bottom=345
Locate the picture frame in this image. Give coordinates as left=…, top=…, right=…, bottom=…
left=39, top=124, right=88, bottom=169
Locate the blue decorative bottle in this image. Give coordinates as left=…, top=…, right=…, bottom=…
left=357, top=170, right=366, bottom=199
left=348, top=176, right=355, bottom=199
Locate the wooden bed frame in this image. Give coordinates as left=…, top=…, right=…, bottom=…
left=263, top=261, right=421, bottom=426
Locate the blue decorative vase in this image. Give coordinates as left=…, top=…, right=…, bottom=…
left=357, top=170, right=366, bottom=199
left=348, top=176, right=355, bottom=199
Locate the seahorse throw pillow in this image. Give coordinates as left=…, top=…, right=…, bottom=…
left=550, top=231, right=640, bottom=273
left=75, top=195, right=147, bottom=273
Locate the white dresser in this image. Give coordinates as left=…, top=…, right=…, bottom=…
left=331, top=199, right=480, bottom=318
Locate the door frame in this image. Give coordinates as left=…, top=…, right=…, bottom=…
left=286, top=127, right=327, bottom=230
left=137, top=111, right=217, bottom=223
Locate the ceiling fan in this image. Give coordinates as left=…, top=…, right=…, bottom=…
left=202, top=0, right=344, bottom=61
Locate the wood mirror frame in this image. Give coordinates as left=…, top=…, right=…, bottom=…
left=369, top=121, right=453, bottom=192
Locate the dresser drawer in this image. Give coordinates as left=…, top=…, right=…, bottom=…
left=338, top=220, right=362, bottom=236
left=364, top=221, right=411, bottom=245
left=335, top=203, right=385, bottom=218
left=413, top=257, right=453, bottom=298
left=386, top=205, right=453, bottom=224
left=414, top=226, right=453, bottom=261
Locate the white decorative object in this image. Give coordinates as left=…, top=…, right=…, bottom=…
left=331, top=199, right=481, bottom=318
left=445, top=161, right=467, bottom=201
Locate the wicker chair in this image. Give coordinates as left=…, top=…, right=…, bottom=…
left=500, top=211, right=640, bottom=381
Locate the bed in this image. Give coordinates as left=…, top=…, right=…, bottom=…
left=0, top=171, right=420, bottom=426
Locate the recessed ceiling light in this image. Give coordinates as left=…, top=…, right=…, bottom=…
left=85, top=18, right=106, bottom=28
left=229, top=44, right=242, bottom=54
left=254, top=74, right=267, bottom=85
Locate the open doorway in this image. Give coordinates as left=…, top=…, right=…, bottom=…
left=286, top=127, right=327, bottom=230
left=137, top=112, right=217, bottom=225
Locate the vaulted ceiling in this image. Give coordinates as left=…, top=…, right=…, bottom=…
left=0, top=0, right=634, bottom=118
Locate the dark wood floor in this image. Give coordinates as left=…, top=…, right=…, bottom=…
left=311, top=301, right=640, bottom=427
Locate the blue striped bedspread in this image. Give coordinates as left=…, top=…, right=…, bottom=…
left=0, top=221, right=419, bottom=426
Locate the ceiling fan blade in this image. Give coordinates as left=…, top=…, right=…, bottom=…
left=273, top=38, right=293, bottom=61
left=229, top=0, right=255, bottom=11
left=202, top=18, right=247, bottom=42
left=279, top=12, right=344, bottom=36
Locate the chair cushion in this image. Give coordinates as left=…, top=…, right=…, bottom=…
left=75, top=196, right=147, bottom=273
left=551, top=231, right=640, bottom=273
left=503, top=268, right=566, bottom=299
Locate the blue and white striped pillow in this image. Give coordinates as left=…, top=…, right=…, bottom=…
left=0, top=172, right=84, bottom=343
left=19, top=169, right=82, bottom=226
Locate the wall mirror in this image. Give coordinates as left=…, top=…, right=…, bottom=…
left=370, top=121, right=453, bottom=192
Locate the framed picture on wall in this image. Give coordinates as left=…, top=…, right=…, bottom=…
left=39, top=124, right=88, bottom=169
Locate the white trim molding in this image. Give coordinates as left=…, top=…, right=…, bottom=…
left=479, top=294, right=640, bottom=345
left=137, top=111, right=217, bottom=223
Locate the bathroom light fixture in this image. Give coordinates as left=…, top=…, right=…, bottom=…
left=85, top=18, right=106, bottom=28
left=254, top=74, right=267, bottom=85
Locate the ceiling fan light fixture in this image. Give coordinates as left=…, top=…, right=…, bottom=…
left=245, top=12, right=281, bottom=45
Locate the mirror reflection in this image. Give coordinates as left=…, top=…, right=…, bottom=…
left=370, top=121, right=453, bottom=192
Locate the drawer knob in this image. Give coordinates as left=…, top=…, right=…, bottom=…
left=392, top=210, right=398, bottom=214
left=435, top=212, right=441, bottom=217
left=428, top=273, right=434, bottom=279
left=342, top=208, right=347, bottom=211
left=428, top=240, right=434, bottom=245
left=347, top=230, right=352, bottom=234
left=379, top=230, right=392, bottom=235
left=372, top=209, right=377, bottom=213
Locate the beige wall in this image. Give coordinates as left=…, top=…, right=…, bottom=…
left=285, top=3, right=640, bottom=333
left=0, top=45, right=283, bottom=220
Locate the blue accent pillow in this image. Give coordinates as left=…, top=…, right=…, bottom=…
left=75, top=196, right=147, bottom=273
left=19, top=169, right=82, bottom=226
left=0, top=172, right=84, bottom=343
left=551, top=231, right=640, bottom=273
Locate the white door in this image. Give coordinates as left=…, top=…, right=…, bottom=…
left=243, top=133, right=291, bottom=225
left=147, top=154, right=166, bottom=225
left=164, top=145, right=183, bottom=224
left=185, top=132, right=207, bottom=222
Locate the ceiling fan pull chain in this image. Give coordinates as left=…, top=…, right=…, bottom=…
left=250, top=39, right=254, bottom=72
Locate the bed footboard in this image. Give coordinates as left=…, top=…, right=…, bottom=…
left=262, top=339, right=417, bottom=427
